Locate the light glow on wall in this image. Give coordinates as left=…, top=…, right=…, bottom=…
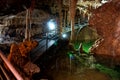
left=47, top=19, right=56, bottom=30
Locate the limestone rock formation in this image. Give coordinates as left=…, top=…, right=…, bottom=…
left=77, top=26, right=99, bottom=41
left=89, top=0, right=120, bottom=66
left=7, top=40, right=40, bottom=79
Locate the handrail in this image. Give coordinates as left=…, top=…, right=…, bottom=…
left=0, top=50, right=23, bottom=80
left=0, top=64, right=10, bottom=80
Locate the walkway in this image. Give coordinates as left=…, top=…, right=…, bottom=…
left=62, top=23, right=88, bottom=33
left=30, top=23, right=88, bottom=62
left=30, top=35, right=58, bottom=62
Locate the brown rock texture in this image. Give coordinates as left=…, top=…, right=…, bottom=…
left=89, top=0, right=120, bottom=66
left=7, top=40, right=40, bottom=79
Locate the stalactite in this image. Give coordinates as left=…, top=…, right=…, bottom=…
left=57, top=0, right=63, bottom=36
left=25, top=9, right=29, bottom=41
left=69, top=0, right=78, bottom=41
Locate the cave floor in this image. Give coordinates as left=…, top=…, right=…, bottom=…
left=48, top=69, right=111, bottom=80
left=46, top=55, right=111, bottom=80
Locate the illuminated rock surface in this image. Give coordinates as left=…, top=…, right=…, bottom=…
left=89, top=0, right=120, bottom=66
left=7, top=40, right=40, bottom=79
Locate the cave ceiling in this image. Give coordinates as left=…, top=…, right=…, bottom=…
left=0, top=0, right=31, bottom=16
left=0, top=0, right=53, bottom=16
left=0, top=0, right=109, bottom=16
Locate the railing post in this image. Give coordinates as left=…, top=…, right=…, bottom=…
left=0, top=50, right=23, bottom=80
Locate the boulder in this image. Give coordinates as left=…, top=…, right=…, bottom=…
left=89, top=0, right=120, bottom=66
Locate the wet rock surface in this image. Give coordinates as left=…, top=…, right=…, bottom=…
left=89, top=0, right=120, bottom=66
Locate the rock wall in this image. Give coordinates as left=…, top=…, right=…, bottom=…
left=0, top=25, right=43, bottom=42
left=89, top=0, right=120, bottom=66
left=0, top=26, right=8, bottom=37
left=77, top=26, right=99, bottom=41
left=7, top=40, right=40, bottom=79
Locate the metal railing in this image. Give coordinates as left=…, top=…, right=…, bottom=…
left=0, top=62, right=10, bottom=80
left=0, top=50, right=23, bottom=80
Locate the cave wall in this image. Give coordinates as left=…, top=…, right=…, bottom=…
left=89, top=0, right=120, bottom=66
left=77, top=26, right=99, bottom=41
left=0, top=25, right=43, bottom=42
left=0, top=25, right=8, bottom=37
